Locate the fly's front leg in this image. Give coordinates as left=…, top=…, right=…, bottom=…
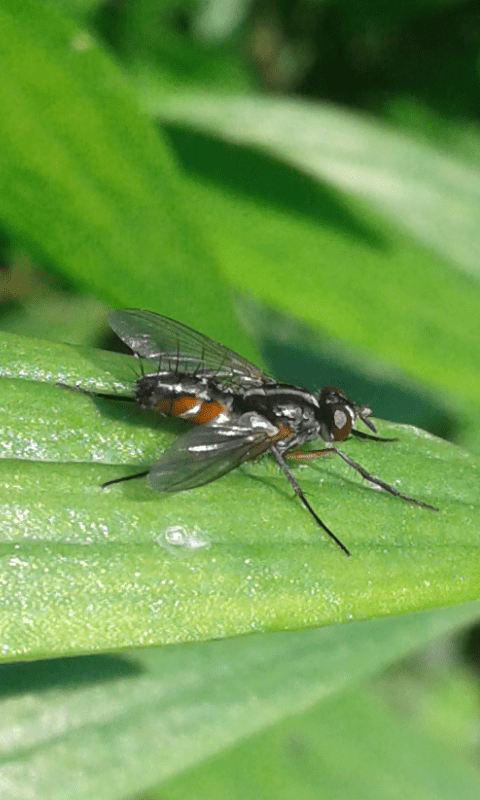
left=330, top=447, right=438, bottom=511
left=285, top=444, right=438, bottom=512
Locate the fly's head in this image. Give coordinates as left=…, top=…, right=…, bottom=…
left=316, top=386, right=378, bottom=442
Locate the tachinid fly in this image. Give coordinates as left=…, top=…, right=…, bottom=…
left=96, top=309, right=437, bottom=556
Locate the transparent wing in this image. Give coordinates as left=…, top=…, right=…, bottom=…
left=109, top=308, right=269, bottom=388
left=148, top=417, right=277, bottom=493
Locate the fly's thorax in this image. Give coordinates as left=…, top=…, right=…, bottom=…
left=236, top=411, right=279, bottom=436
left=239, top=383, right=320, bottom=431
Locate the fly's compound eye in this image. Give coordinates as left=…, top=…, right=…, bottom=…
left=332, top=405, right=352, bottom=441
left=317, top=387, right=355, bottom=441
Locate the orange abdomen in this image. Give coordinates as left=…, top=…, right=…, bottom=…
left=155, top=395, right=226, bottom=424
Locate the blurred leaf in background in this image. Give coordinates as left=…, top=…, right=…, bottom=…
left=0, top=0, right=480, bottom=798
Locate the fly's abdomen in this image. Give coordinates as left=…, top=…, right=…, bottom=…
left=156, top=396, right=227, bottom=423
left=135, top=373, right=229, bottom=425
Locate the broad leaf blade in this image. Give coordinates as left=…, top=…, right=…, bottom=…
left=0, top=331, right=479, bottom=659
left=162, top=683, right=480, bottom=800
left=2, top=604, right=480, bottom=800
left=0, top=0, right=245, bottom=348
left=149, top=93, right=480, bottom=419
left=155, top=93, right=480, bottom=282
left=1, top=604, right=480, bottom=800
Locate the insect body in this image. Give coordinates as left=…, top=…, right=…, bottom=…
left=100, top=309, right=437, bottom=556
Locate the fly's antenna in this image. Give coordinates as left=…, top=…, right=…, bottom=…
left=271, top=445, right=351, bottom=556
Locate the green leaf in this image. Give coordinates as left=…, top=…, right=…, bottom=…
left=1, top=603, right=479, bottom=800
left=0, top=330, right=479, bottom=660
left=154, top=93, right=480, bottom=283
left=146, top=93, right=480, bottom=425
left=0, top=0, right=247, bottom=350
left=162, top=683, right=480, bottom=800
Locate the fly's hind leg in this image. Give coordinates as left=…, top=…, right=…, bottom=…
left=56, top=383, right=143, bottom=487
left=56, top=382, right=136, bottom=402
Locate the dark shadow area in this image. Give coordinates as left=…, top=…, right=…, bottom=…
left=0, top=653, right=144, bottom=699
left=58, top=381, right=188, bottom=441
left=93, top=397, right=187, bottom=439
left=263, top=336, right=456, bottom=441
left=97, top=330, right=135, bottom=356
left=162, top=124, right=386, bottom=251
left=462, top=623, right=480, bottom=676
left=234, top=296, right=459, bottom=442
left=299, top=0, right=480, bottom=120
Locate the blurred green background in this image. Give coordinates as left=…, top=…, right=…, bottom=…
left=1, top=1, right=480, bottom=798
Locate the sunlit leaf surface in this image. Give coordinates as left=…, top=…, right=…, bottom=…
left=0, top=331, right=478, bottom=660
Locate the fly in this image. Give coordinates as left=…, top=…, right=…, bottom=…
left=89, top=309, right=438, bottom=556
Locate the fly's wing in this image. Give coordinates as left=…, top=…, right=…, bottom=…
left=109, top=308, right=269, bottom=389
left=148, top=416, right=277, bottom=493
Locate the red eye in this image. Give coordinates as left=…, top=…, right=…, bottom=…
left=332, top=407, right=351, bottom=441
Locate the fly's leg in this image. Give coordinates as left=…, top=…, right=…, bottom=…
left=331, top=448, right=438, bottom=511
left=350, top=430, right=397, bottom=443
left=101, top=470, right=149, bottom=488
left=56, top=382, right=136, bottom=402
left=271, top=445, right=351, bottom=556
left=286, top=446, right=438, bottom=512
left=57, top=383, right=145, bottom=487
left=285, top=448, right=333, bottom=461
